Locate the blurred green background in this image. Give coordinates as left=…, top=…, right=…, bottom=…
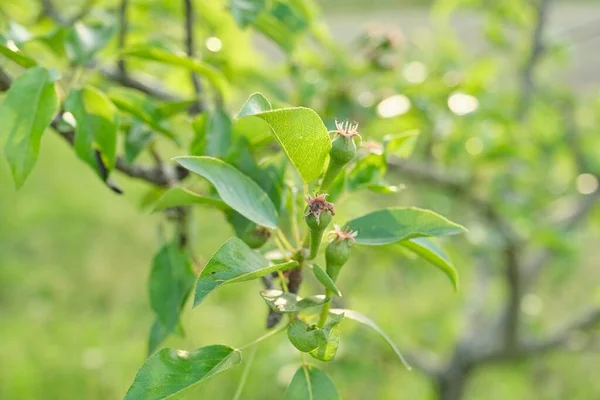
left=2, top=0, right=600, bottom=399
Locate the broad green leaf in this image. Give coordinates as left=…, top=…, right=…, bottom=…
left=124, top=345, right=242, bottom=400
left=238, top=107, right=330, bottom=183
left=285, top=366, right=340, bottom=400
left=0, top=43, right=36, bottom=68
left=121, top=45, right=230, bottom=97
left=261, top=290, right=327, bottom=313
left=156, top=99, right=197, bottom=118
left=237, top=92, right=272, bottom=118
left=65, top=22, right=115, bottom=65
left=288, top=319, right=327, bottom=352
left=230, top=0, right=267, bottom=27
left=149, top=242, right=195, bottom=333
left=193, top=237, right=297, bottom=306
left=310, top=264, right=341, bottom=297
left=152, top=187, right=227, bottom=212
left=1, top=67, right=59, bottom=188
left=309, top=313, right=344, bottom=362
left=190, top=106, right=232, bottom=157
left=148, top=318, right=177, bottom=356
left=331, top=309, right=411, bottom=370
left=367, top=183, right=404, bottom=194
left=399, top=238, right=459, bottom=291
left=65, top=85, right=119, bottom=179
left=254, top=2, right=309, bottom=52
left=125, top=124, right=154, bottom=163
left=108, top=89, right=177, bottom=142
left=173, top=156, right=279, bottom=229
left=345, top=207, right=466, bottom=246
left=383, top=130, right=419, bottom=159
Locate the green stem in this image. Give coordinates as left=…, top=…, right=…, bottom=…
left=307, top=228, right=325, bottom=260
left=319, top=161, right=342, bottom=192
left=317, top=289, right=333, bottom=327
left=238, top=323, right=287, bottom=350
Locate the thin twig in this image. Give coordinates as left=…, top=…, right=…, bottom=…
left=183, top=0, right=203, bottom=114
left=117, top=0, right=129, bottom=75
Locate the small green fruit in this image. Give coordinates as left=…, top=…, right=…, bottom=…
left=325, top=224, right=358, bottom=282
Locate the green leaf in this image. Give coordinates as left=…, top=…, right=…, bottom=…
left=261, top=290, right=327, bottom=313
left=383, top=130, right=419, bottom=159
left=121, top=45, right=230, bottom=97
left=230, top=0, right=267, bottom=27
left=124, top=123, right=154, bottom=163
left=124, top=345, right=242, bottom=400
left=399, top=238, right=459, bottom=291
left=331, top=309, right=411, bottom=370
left=345, top=207, right=466, bottom=246
left=1, top=67, right=59, bottom=188
left=108, top=88, right=177, bottom=142
left=190, top=106, right=232, bottom=157
left=238, top=106, right=330, bottom=183
left=285, top=366, right=340, bottom=400
left=310, top=264, right=341, bottom=297
left=193, top=237, right=297, bottom=307
left=149, top=242, right=195, bottom=333
left=148, top=319, right=170, bottom=356
left=156, top=99, right=197, bottom=118
left=152, top=187, right=227, bottom=212
left=65, top=85, right=119, bottom=179
left=348, top=154, right=386, bottom=192
left=288, top=319, right=327, bottom=352
left=237, top=92, right=272, bottom=118
left=65, top=22, right=115, bottom=65
left=173, top=156, right=279, bottom=229
left=309, top=313, right=344, bottom=362
left=0, top=43, right=36, bottom=68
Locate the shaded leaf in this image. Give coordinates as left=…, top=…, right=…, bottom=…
left=285, top=366, right=340, bottom=400
left=148, top=319, right=170, bottom=356
left=261, top=290, right=327, bottom=313
left=149, top=242, right=195, bottom=332
left=193, top=238, right=297, bottom=306
left=174, top=156, right=279, bottom=229
left=65, top=22, right=115, bottom=65
left=383, top=130, right=419, bottom=159
left=152, top=187, right=227, bottom=212
left=65, top=85, right=119, bottom=179
left=230, top=0, right=267, bottom=27
left=345, top=207, right=466, bottom=246
left=331, top=309, right=411, bottom=370
left=1, top=67, right=59, bottom=188
left=190, top=106, right=232, bottom=157
left=348, top=154, right=386, bottom=192
left=288, top=319, right=327, bottom=352
left=399, top=238, right=459, bottom=291
left=309, top=313, right=344, bottom=362
left=238, top=105, right=330, bottom=183
left=124, top=123, right=154, bottom=163
left=124, top=345, right=241, bottom=400
left=310, top=264, right=341, bottom=297
left=122, top=45, right=230, bottom=97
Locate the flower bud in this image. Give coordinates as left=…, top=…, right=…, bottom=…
left=304, top=194, right=335, bottom=260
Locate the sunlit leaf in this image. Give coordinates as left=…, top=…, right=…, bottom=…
left=285, top=366, right=340, bottom=400
left=345, top=207, right=466, bottom=246
left=237, top=92, right=272, bottom=118
left=383, top=130, right=419, bottom=159
left=1, top=67, right=59, bottom=188
left=193, top=238, right=297, bottom=306
left=399, top=238, right=459, bottom=291
left=261, top=290, right=327, bottom=313
left=0, top=42, right=36, bottom=67
left=331, top=309, right=411, bottom=370
left=124, top=345, right=241, bottom=399
left=238, top=100, right=330, bottom=183
left=174, top=156, right=279, bottom=229
left=65, top=85, right=119, bottom=179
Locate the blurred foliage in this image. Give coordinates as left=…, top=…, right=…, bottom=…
left=1, top=0, right=600, bottom=399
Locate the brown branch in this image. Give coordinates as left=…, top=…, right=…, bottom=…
left=100, top=66, right=179, bottom=101
left=117, top=0, right=129, bottom=75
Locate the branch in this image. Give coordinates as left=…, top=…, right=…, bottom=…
left=117, top=0, right=129, bottom=75
left=100, top=66, right=179, bottom=101
left=183, top=0, right=203, bottom=114
left=516, top=0, right=551, bottom=121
